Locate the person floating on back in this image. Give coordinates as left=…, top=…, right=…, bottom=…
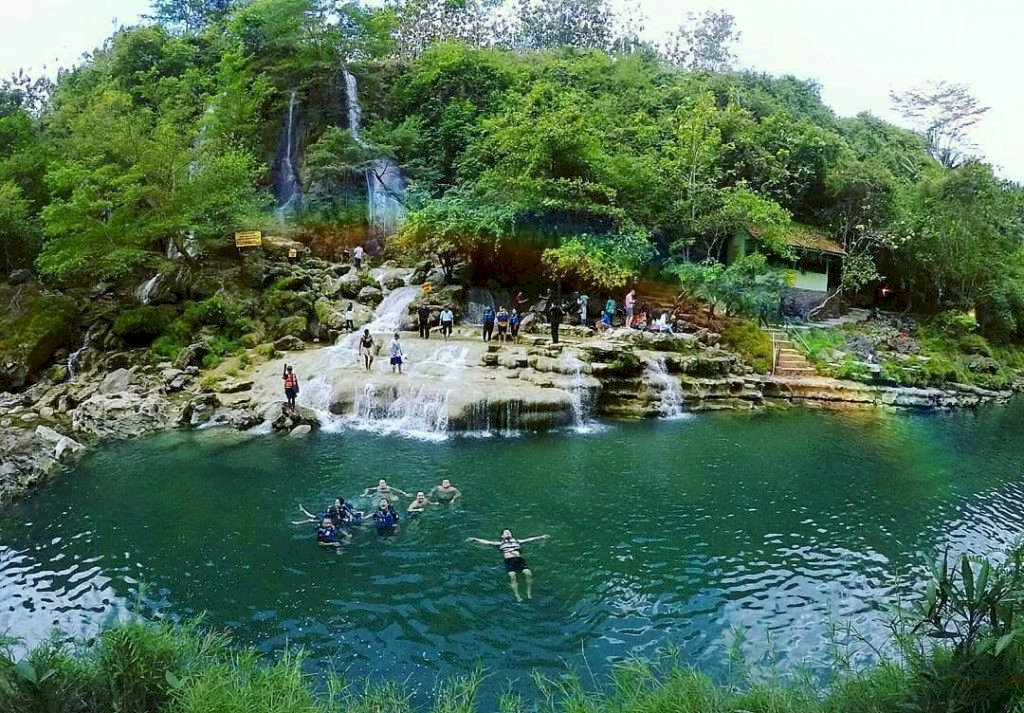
left=430, top=478, right=462, bottom=504
left=496, top=306, right=510, bottom=343
left=282, top=365, right=299, bottom=412
left=440, top=306, right=454, bottom=341
left=482, top=306, right=496, bottom=342
left=359, top=329, right=374, bottom=371
left=389, top=332, right=404, bottom=374
left=372, top=498, right=400, bottom=533
left=467, top=529, right=550, bottom=602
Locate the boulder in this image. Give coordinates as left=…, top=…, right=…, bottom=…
left=358, top=286, right=383, bottom=305
left=8, top=269, right=33, bottom=285
left=98, top=368, right=134, bottom=395
left=0, top=284, right=78, bottom=392
left=72, top=391, right=173, bottom=441
left=337, top=270, right=363, bottom=298
left=288, top=424, right=312, bottom=438
left=263, top=402, right=319, bottom=432
left=219, top=378, right=254, bottom=394
left=273, top=335, right=306, bottom=352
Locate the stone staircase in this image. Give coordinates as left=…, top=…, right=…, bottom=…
left=794, top=307, right=872, bottom=331
left=765, top=328, right=817, bottom=377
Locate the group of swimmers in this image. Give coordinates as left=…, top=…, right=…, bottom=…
left=295, top=477, right=549, bottom=601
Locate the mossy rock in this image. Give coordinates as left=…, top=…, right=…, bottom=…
left=273, top=315, right=309, bottom=340
left=0, top=284, right=78, bottom=391
left=112, top=305, right=179, bottom=345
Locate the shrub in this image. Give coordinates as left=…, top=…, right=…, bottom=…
left=721, top=320, right=772, bottom=373
left=112, top=306, right=178, bottom=343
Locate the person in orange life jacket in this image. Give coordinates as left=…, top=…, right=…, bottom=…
left=282, top=365, right=299, bottom=411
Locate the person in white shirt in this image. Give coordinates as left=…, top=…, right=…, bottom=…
left=577, top=294, right=589, bottom=325
left=389, top=332, right=404, bottom=374
left=439, top=307, right=454, bottom=340
left=344, top=302, right=354, bottom=332
left=624, top=289, right=636, bottom=328
left=353, top=245, right=364, bottom=269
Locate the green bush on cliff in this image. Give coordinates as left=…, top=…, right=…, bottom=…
left=721, top=320, right=772, bottom=373
left=112, top=306, right=179, bottom=344
left=0, top=284, right=77, bottom=390
left=149, top=296, right=255, bottom=363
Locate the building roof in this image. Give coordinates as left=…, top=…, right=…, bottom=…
left=745, top=224, right=846, bottom=257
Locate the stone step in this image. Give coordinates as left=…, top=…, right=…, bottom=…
left=775, top=367, right=817, bottom=377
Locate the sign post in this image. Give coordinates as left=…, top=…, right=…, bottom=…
left=234, top=231, right=263, bottom=249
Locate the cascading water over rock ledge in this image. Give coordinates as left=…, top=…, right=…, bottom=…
left=273, top=91, right=303, bottom=214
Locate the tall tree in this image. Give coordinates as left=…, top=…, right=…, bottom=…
left=513, top=0, right=615, bottom=51
left=890, top=81, right=989, bottom=169
left=662, top=10, right=740, bottom=71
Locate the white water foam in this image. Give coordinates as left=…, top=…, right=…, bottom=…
left=644, top=358, right=689, bottom=419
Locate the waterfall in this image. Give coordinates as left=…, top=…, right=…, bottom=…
left=340, top=285, right=419, bottom=347
left=560, top=351, right=597, bottom=431
left=465, top=288, right=512, bottom=324
left=135, top=274, right=161, bottom=304
left=343, top=69, right=405, bottom=240
left=645, top=358, right=687, bottom=419
left=347, top=382, right=450, bottom=440
left=409, top=344, right=469, bottom=380
left=273, top=91, right=303, bottom=214
left=67, top=330, right=92, bottom=381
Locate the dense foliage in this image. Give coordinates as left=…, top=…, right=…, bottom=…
left=0, top=0, right=1021, bottom=340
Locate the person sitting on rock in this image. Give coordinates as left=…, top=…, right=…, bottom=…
left=282, top=365, right=299, bottom=411
left=595, top=310, right=611, bottom=333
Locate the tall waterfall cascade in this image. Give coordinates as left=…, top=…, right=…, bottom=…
left=559, top=351, right=598, bottom=432
left=644, top=358, right=687, bottom=419
left=343, top=70, right=406, bottom=239
left=273, top=91, right=303, bottom=214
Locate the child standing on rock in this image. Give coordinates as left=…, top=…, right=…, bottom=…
left=389, top=333, right=404, bottom=374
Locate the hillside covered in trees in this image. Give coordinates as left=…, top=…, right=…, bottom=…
left=1, top=0, right=1023, bottom=371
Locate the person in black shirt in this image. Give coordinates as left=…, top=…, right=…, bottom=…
left=417, top=304, right=431, bottom=339
left=547, top=301, right=564, bottom=344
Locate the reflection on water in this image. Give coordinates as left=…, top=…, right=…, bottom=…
left=2, top=402, right=1024, bottom=699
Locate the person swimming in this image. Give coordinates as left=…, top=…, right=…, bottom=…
left=361, top=478, right=410, bottom=502
left=429, top=478, right=462, bottom=504
left=371, top=498, right=400, bottom=532
left=316, top=518, right=345, bottom=548
left=406, top=491, right=434, bottom=516
left=467, top=529, right=549, bottom=601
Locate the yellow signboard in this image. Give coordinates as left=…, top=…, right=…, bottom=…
left=234, top=231, right=262, bottom=248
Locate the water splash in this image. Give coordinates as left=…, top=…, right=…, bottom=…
left=67, top=329, right=92, bottom=381
left=135, top=274, right=162, bottom=304
left=273, top=91, right=303, bottom=215
left=409, top=344, right=469, bottom=380
left=347, top=382, right=450, bottom=440
left=644, top=358, right=688, bottom=419
left=560, top=351, right=598, bottom=432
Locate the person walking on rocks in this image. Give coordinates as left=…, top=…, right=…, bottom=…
left=359, top=329, right=374, bottom=371
left=605, top=296, right=617, bottom=327
left=547, top=301, right=564, bottom=345
left=353, top=245, right=364, bottom=269
left=282, top=364, right=299, bottom=412
left=417, top=304, right=431, bottom=340
left=510, top=308, right=521, bottom=344
left=440, top=306, right=454, bottom=341
left=577, top=294, right=589, bottom=325
left=344, top=302, right=355, bottom=332
left=389, top=332, right=405, bottom=374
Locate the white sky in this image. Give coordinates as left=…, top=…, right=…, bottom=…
left=1, top=0, right=1021, bottom=182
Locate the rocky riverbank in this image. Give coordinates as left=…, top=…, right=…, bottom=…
left=1, top=247, right=1020, bottom=506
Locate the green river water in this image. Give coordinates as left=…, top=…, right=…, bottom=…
left=1, top=403, right=1023, bottom=701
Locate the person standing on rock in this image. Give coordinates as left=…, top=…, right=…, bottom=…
left=359, top=329, right=374, bottom=371
left=496, top=306, right=510, bottom=343
left=624, top=289, right=636, bottom=328
left=417, top=304, right=431, bottom=340
left=282, top=365, right=299, bottom=412
left=467, top=530, right=549, bottom=602
left=344, top=303, right=355, bottom=332
left=482, top=306, right=496, bottom=342
left=547, top=301, right=564, bottom=344
left=440, top=306, right=454, bottom=341
left=577, top=294, right=589, bottom=325
left=389, top=332, right=405, bottom=374
left=605, top=296, right=617, bottom=327
left=353, top=245, right=364, bottom=269
left=510, top=309, right=521, bottom=344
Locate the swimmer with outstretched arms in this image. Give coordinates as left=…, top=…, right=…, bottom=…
left=362, top=478, right=410, bottom=501
left=429, top=478, right=461, bottom=504
left=467, top=529, right=549, bottom=602
left=293, top=498, right=362, bottom=529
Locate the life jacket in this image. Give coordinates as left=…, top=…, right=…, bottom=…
left=373, top=507, right=398, bottom=529
left=497, top=311, right=509, bottom=326
left=284, top=373, right=298, bottom=388
left=317, top=525, right=338, bottom=543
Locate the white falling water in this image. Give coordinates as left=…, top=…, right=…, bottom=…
left=274, top=91, right=302, bottom=214
left=135, top=274, right=161, bottom=304
left=645, top=358, right=687, bottom=419
left=66, top=330, right=92, bottom=381
left=343, top=69, right=405, bottom=239
left=559, top=351, right=597, bottom=432
left=409, top=344, right=469, bottom=380
left=338, top=286, right=419, bottom=350
left=347, top=382, right=450, bottom=440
